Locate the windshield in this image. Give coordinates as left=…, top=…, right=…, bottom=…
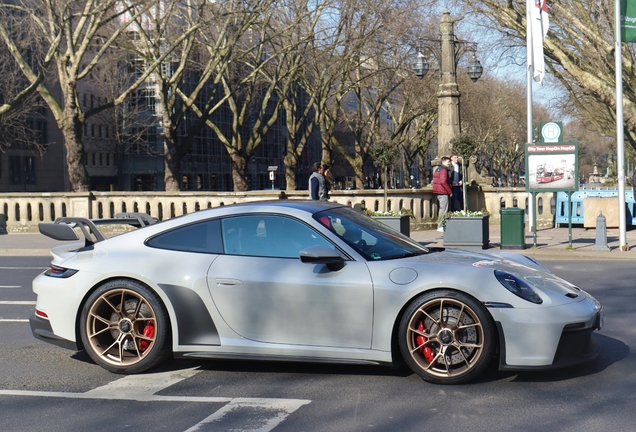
left=313, top=207, right=428, bottom=260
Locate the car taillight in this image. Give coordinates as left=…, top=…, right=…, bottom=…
left=44, top=265, right=78, bottom=278
left=35, top=309, right=49, bottom=319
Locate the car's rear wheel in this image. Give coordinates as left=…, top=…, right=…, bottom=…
left=399, top=290, right=496, bottom=384
left=80, top=279, right=171, bottom=373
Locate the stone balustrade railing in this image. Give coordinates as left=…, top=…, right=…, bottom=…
left=0, top=188, right=556, bottom=233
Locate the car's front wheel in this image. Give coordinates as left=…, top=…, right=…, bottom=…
left=399, top=290, right=496, bottom=384
left=80, top=279, right=171, bottom=373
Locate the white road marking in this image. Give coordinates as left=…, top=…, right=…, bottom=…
left=0, top=388, right=233, bottom=403
left=83, top=367, right=205, bottom=400
left=0, top=301, right=36, bottom=305
left=184, top=398, right=310, bottom=432
left=0, top=267, right=46, bottom=270
left=0, top=319, right=29, bottom=323
left=0, top=367, right=311, bottom=431
left=0, top=286, right=21, bottom=288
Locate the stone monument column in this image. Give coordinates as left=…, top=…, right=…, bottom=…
left=434, top=11, right=461, bottom=166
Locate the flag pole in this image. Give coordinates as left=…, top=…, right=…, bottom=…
left=616, top=0, right=628, bottom=250
left=527, top=0, right=534, bottom=233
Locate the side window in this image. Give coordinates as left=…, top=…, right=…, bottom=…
left=146, top=219, right=223, bottom=253
left=221, top=215, right=333, bottom=258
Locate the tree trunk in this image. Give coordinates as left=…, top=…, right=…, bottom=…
left=162, top=117, right=182, bottom=191
left=59, top=85, right=89, bottom=192
left=230, top=152, right=249, bottom=191
left=284, top=151, right=298, bottom=191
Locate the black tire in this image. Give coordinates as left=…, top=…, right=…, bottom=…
left=80, top=279, right=171, bottom=373
left=398, top=290, right=496, bottom=384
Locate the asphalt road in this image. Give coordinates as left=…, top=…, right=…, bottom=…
left=0, top=256, right=633, bottom=432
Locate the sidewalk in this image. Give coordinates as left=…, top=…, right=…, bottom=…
left=1, top=226, right=635, bottom=260
left=411, top=226, right=636, bottom=260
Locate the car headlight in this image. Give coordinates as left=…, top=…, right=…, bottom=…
left=494, top=270, right=543, bottom=304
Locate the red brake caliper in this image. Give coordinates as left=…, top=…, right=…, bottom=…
left=138, top=320, right=155, bottom=352
left=416, top=321, right=436, bottom=363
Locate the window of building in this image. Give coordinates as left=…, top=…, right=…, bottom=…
left=24, top=156, right=35, bottom=184
left=9, top=156, right=36, bottom=185
left=9, top=156, right=20, bottom=184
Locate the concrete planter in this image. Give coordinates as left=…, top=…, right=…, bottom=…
left=443, top=215, right=489, bottom=249
left=373, top=215, right=411, bottom=237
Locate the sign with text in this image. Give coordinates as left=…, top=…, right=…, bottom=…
left=525, top=142, right=579, bottom=192
left=620, top=0, right=636, bottom=43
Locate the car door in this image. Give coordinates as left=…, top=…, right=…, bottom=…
left=207, top=214, right=374, bottom=349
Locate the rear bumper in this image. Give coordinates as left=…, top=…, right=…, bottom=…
left=29, top=314, right=79, bottom=351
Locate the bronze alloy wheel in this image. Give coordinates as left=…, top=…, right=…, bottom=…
left=80, top=279, right=170, bottom=373
left=399, top=290, right=496, bottom=384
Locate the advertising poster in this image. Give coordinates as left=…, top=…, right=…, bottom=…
left=525, top=143, right=578, bottom=193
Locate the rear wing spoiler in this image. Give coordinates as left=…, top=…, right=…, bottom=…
left=38, top=212, right=157, bottom=247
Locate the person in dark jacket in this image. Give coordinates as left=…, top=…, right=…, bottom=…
left=450, top=152, right=464, bottom=211
left=309, top=162, right=327, bottom=200
left=432, top=157, right=452, bottom=231
left=322, top=164, right=332, bottom=200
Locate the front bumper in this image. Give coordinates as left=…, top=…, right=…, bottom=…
left=497, top=319, right=601, bottom=371
left=29, top=314, right=79, bottom=351
left=489, top=294, right=602, bottom=369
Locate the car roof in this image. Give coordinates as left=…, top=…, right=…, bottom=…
left=223, top=200, right=346, bottom=213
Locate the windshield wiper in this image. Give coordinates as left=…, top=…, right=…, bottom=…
left=389, top=250, right=427, bottom=259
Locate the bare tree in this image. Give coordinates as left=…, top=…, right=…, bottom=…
left=0, top=52, right=48, bottom=153
left=128, top=0, right=277, bottom=191
left=272, top=0, right=333, bottom=191
left=383, top=73, right=438, bottom=188
left=310, top=0, right=421, bottom=190
left=0, top=0, right=199, bottom=191
left=459, top=0, right=636, bottom=150
left=460, top=74, right=550, bottom=184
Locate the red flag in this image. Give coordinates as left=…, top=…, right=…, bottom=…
left=529, top=0, right=549, bottom=84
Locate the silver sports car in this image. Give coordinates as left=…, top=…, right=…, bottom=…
left=30, top=201, right=602, bottom=384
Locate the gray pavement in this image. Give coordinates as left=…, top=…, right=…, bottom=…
left=2, top=225, right=636, bottom=259
left=411, top=225, right=636, bottom=260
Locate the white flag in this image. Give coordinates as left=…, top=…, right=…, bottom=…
left=529, top=0, right=549, bottom=84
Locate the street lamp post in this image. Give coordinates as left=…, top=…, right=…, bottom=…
left=411, top=11, right=483, bottom=165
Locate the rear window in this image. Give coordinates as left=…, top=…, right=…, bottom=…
left=146, top=219, right=223, bottom=254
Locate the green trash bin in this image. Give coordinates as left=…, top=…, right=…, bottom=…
left=500, top=207, right=525, bottom=249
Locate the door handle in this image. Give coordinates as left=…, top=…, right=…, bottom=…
left=215, top=278, right=243, bottom=286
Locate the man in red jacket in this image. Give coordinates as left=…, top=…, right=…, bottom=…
left=432, top=156, right=452, bottom=232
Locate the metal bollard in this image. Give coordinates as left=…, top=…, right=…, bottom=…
left=592, top=212, right=610, bottom=251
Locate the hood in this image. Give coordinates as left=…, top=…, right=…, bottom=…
left=408, top=248, right=542, bottom=271
left=402, top=248, right=585, bottom=306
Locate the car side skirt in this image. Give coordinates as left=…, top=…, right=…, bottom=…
left=174, top=351, right=389, bottom=366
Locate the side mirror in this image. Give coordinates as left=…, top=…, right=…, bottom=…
left=299, top=245, right=345, bottom=271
